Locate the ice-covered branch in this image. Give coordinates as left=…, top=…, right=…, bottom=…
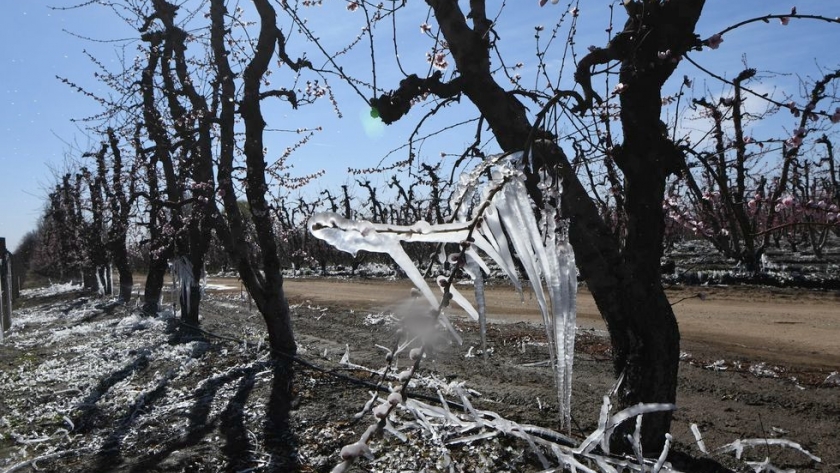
left=311, top=153, right=581, bottom=469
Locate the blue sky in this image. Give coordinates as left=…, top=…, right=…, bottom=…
left=1, top=0, right=837, bottom=252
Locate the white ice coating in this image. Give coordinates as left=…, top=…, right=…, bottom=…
left=170, top=256, right=195, bottom=317
left=309, top=152, right=578, bottom=430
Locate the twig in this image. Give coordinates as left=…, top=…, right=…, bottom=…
left=1, top=449, right=81, bottom=473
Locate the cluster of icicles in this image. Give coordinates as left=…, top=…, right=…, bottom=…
left=309, top=152, right=578, bottom=430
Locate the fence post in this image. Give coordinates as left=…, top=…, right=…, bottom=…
left=0, top=237, right=11, bottom=341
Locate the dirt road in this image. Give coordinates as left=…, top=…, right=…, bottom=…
left=207, top=277, right=839, bottom=370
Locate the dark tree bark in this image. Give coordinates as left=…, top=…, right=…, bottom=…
left=147, top=0, right=218, bottom=326
left=209, top=2, right=302, bottom=460
left=210, top=0, right=299, bottom=359
left=375, top=0, right=707, bottom=452
left=138, top=32, right=176, bottom=315
left=103, top=128, right=136, bottom=303
left=81, top=149, right=110, bottom=294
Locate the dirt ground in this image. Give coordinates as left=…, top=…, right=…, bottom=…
left=1, top=279, right=838, bottom=472
left=269, top=278, right=840, bottom=370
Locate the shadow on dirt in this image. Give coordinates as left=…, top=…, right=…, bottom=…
left=263, top=359, right=299, bottom=472
left=92, top=372, right=174, bottom=473
left=112, top=357, right=296, bottom=473
left=73, top=352, right=152, bottom=433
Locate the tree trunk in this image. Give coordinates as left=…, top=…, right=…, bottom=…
left=83, top=269, right=99, bottom=293
left=208, top=2, right=298, bottom=465
left=113, top=250, right=133, bottom=303
left=143, top=256, right=168, bottom=315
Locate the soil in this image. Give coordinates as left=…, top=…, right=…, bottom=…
left=1, top=279, right=838, bottom=472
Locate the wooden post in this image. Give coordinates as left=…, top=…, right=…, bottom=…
left=0, top=237, right=11, bottom=340
left=0, top=241, right=5, bottom=342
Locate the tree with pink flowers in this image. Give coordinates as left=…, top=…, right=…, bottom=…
left=665, top=66, right=840, bottom=271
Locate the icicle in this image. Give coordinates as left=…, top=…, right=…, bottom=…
left=555, top=219, right=577, bottom=431
left=479, top=204, right=523, bottom=297
left=493, top=180, right=549, bottom=318
left=170, top=256, right=195, bottom=317
left=464, top=256, right=488, bottom=359
left=309, top=154, right=581, bottom=438
left=444, top=284, right=479, bottom=321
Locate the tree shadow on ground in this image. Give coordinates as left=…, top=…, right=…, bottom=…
left=90, top=373, right=174, bottom=473
left=263, top=359, right=299, bottom=472
left=220, top=368, right=258, bottom=472
left=668, top=450, right=737, bottom=473
left=72, top=352, right=151, bottom=433
left=127, top=361, right=269, bottom=473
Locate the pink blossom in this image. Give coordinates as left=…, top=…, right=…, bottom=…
left=539, top=0, right=548, bottom=6
left=426, top=51, right=449, bottom=70
left=779, top=16, right=790, bottom=25
left=612, top=83, right=628, bottom=95
left=433, top=52, right=448, bottom=70
left=570, top=6, right=579, bottom=17
left=786, top=129, right=805, bottom=149
left=782, top=196, right=795, bottom=208
left=657, top=50, right=671, bottom=60
left=346, top=1, right=359, bottom=11
left=830, top=107, right=840, bottom=124
left=420, top=23, right=432, bottom=34
left=706, top=34, right=723, bottom=50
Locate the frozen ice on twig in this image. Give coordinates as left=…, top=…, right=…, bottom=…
left=339, top=441, right=373, bottom=460
left=690, top=423, right=707, bottom=453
